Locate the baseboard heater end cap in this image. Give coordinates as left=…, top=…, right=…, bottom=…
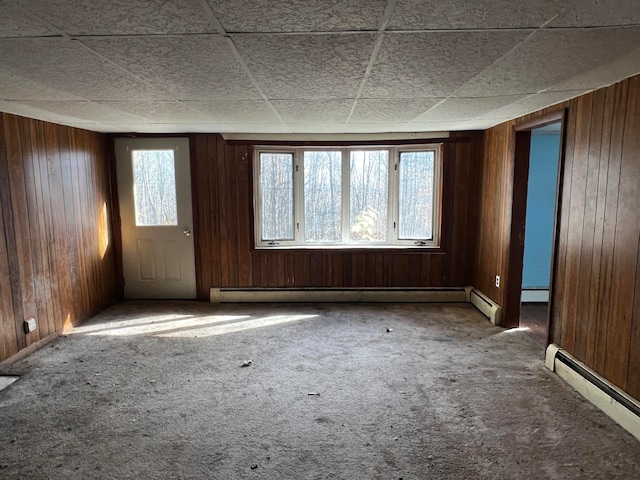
left=210, top=288, right=221, bottom=304
left=469, top=288, right=502, bottom=326
left=545, top=343, right=561, bottom=371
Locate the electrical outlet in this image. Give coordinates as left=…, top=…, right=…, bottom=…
left=495, top=275, right=500, bottom=288
left=23, top=317, right=37, bottom=333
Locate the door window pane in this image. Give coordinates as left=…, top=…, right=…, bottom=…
left=350, top=150, right=388, bottom=242
left=304, top=151, right=342, bottom=242
left=398, top=151, right=435, bottom=240
left=260, top=152, right=294, bottom=240
left=132, top=150, right=177, bottom=226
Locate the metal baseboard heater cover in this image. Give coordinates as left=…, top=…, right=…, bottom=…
left=546, top=344, right=640, bottom=442
left=211, top=287, right=469, bottom=304
left=469, top=288, right=502, bottom=325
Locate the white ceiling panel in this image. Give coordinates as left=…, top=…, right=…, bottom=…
left=233, top=34, right=375, bottom=99
left=271, top=100, right=353, bottom=123
left=362, top=31, right=529, bottom=98
left=0, top=0, right=59, bottom=37
left=550, top=0, right=640, bottom=27
left=411, top=96, right=528, bottom=123
left=0, top=71, right=83, bottom=100
left=350, top=98, right=443, bottom=123
left=206, top=0, right=388, bottom=32
left=456, top=27, right=640, bottom=97
left=388, top=0, right=559, bottom=29
left=15, top=100, right=145, bottom=122
left=478, top=90, right=590, bottom=120
left=185, top=100, right=282, bottom=123
left=21, top=0, right=213, bottom=35
left=95, top=101, right=216, bottom=123
left=0, top=0, right=639, bottom=134
left=83, top=36, right=261, bottom=101
left=0, top=38, right=169, bottom=101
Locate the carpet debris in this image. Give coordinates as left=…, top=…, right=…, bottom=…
left=241, top=360, right=252, bottom=367
left=308, top=392, right=320, bottom=396
left=251, top=464, right=258, bottom=469
left=386, top=328, right=394, bottom=332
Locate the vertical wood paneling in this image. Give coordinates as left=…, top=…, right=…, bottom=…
left=191, top=133, right=481, bottom=294
left=0, top=112, right=116, bottom=363
left=474, top=74, right=640, bottom=399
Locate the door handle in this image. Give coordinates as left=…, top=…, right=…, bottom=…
left=183, top=228, right=191, bottom=237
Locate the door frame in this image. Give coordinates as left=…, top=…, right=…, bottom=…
left=107, top=134, right=199, bottom=300
left=505, top=110, right=567, bottom=344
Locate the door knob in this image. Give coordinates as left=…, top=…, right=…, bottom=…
left=184, top=229, right=191, bottom=237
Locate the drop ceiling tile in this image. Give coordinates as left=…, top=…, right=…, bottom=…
left=0, top=0, right=59, bottom=37
left=548, top=46, right=640, bottom=92
left=456, top=27, right=640, bottom=97
left=0, top=100, right=143, bottom=124
left=233, top=34, right=375, bottom=99
left=478, top=90, right=589, bottom=120
left=271, top=100, right=353, bottom=123
left=206, top=0, right=387, bottom=32
left=83, top=36, right=261, bottom=101
left=411, top=96, right=528, bottom=123
left=95, top=101, right=215, bottom=123
left=350, top=98, right=443, bottom=123
left=550, top=0, right=640, bottom=27
left=0, top=38, right=169, bottom=101
left=388, top=0, right=560, bottom=29
left=0, top=71, right=84, bottom=100
left=185, top=100, right=281, bottom=123
left=362, top=31, right=529, bottom=98
left=23, top=0, right=213, bottom=35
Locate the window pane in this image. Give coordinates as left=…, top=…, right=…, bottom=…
left=260, top=152, right=294, bottom=240
left=398, top=151, right=435, bottom=240
left=132, top=150, right=177, bottom=226
left=350, top=150, right=388, bottom=242
left=304, top=151, right=342, bottom=242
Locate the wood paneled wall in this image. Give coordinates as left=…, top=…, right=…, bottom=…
left=191, top=132, right=482, bottom=299
left=473, top=74, right=640, bottom=399
left=0, top=113, right=116, bottom=363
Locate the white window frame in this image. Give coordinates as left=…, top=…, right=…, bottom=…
left=254, top=144, right=442, bottom=249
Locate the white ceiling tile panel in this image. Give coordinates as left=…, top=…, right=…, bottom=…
left=17, top=100, right=145, bottom=122
left=184, top=100, right=282, bottom=123
left=95, top=101, right=215, bottom=123
left=232, top=34, right=376, bottom=99
left=350, top=98, right=443, bottom=123
left=547, top=46, right=640, bottom=92
left=83, top=36, right=262, bottom=101
left=21, top=0, right=214, bottom=35
left=206, top=0, right=388, bottom=32
left=362, top=31, right=530, bottom=98
left=271, top=100, right=353, bottom=122
left=0, top=38, right=169, bottom=101
left=455, top=27, right=640, bottom=97
left=0, top=71, right=84, bottom=100
left=388, top=0, right=560, bottom=29
left=478, top=90, right=590, bottom=120
left=550, top=0, right=640, bottom=27
left=411, top=96, right=528, bottom=123
left=0, top=0, right=58, bottom=37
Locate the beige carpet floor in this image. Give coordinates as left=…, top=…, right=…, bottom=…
left=1, top=301, right=639, bottom=479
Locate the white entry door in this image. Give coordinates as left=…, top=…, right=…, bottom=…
left=115, top=137, right=196, bottom=299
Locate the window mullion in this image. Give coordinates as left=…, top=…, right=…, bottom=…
left=295, top=148, right=303, bottom=245
left=341, top=148, right=350, bottom=244
left=389, top=147, right=398, bottom=244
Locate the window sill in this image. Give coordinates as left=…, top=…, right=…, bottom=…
left=253, top=245, right=444, bottom=254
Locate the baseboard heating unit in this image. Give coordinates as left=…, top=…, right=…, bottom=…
left=210, top=287, right=469, bottom=304
left=546, top=344, right=640, bottom=442
left=468, top=288, right=502, bottom=325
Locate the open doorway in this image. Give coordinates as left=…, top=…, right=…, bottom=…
left=519, top=123, right=562, bottom=345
